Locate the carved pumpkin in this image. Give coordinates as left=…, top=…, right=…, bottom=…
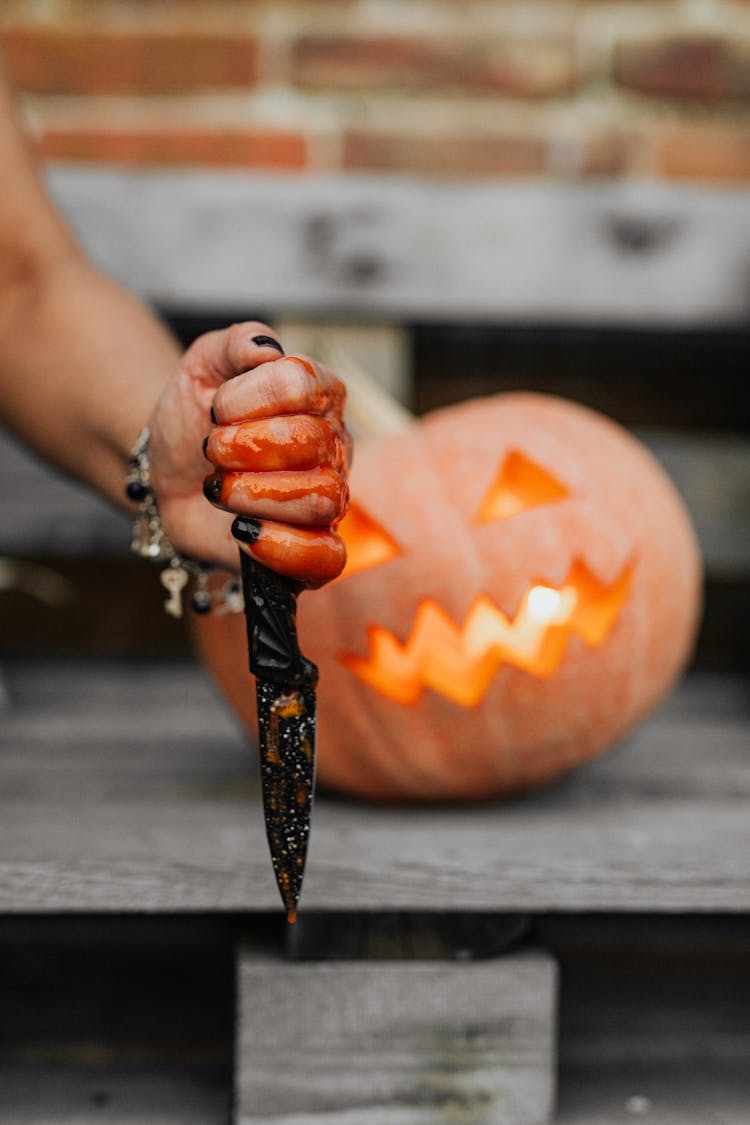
left=195, top=392, right=701, bottom=801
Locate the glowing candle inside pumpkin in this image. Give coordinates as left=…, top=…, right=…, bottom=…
left=334, top=454, right=633, bottom=707
left=341, top=564, right=633, bottom=708
left=527, top=583, right=579, bottom=625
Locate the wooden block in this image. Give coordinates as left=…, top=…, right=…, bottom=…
left=274, top=318, right=412, bottom=408
left=236, top=950, right=557, bottom=1124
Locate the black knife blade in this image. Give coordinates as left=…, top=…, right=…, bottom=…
left=233, top=516, right=318, bottom=924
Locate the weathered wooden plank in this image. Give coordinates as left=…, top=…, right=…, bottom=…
left=2, top=424, right=748, bottom=578
left=47, top=168, right=750, bottom=326
left=0, top=661, right=748, bottom=913
left=237, top=950, right=556, bottom=1125
left=0, top=430, right=129, bottom=556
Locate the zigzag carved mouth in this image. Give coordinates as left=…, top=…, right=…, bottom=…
left=340, top=558, right=634, bottom=708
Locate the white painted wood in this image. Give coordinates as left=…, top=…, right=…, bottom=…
left=236, top=951, right=556, bottom=1125
left=0, top=661, right=747, bottom=913
left=46, top=167, right=750, bottom=326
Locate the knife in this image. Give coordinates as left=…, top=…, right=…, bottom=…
left=232, top=515, right=318, bottom=924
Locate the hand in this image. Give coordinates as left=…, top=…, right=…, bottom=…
left=147, top=322, right=351, bottom=586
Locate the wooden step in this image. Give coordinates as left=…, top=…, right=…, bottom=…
left=0, top=660, right=747, bottom=914
left=236, top=949, right=557, bottom=1125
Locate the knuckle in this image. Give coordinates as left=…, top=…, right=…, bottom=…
left=309, top=490, right=337, bottom=524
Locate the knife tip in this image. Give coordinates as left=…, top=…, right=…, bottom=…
left=286, top=908, right=297, bottom=925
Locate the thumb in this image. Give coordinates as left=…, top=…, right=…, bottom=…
left=188, top=321, right=285, bottom=387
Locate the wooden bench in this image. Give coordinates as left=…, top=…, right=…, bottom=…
left=0, top=167, right=748, bottom=1123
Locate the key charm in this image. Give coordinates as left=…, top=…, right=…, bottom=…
left=161, top=564, right=189, bottom=618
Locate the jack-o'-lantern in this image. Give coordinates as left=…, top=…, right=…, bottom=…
left=195, top=392, right=701, bottom=801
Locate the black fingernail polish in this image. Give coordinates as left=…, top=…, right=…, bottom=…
left=252, top=335, right=285, bottom=356
left=202, top=435, right=210, bottom=458
left=210, top=406, right=217, bottom=425
left=203, top=474, right=223, bottom=504
left=232, top=516, right=262, bottom=544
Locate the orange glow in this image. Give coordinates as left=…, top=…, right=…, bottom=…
left=340, top=559, right=634, bottom=707
left=337, top=502, right=401, bottom=578
left=477, top=450, right=570, bottom=522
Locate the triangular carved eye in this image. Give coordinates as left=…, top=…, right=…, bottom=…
left=477, top=451, right=570, bottom=523
left=337, top=502, right=401, bottom=578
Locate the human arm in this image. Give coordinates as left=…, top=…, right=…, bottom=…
left=0, top=62, right=349, bottom=582
left=0, top=62, right=181, bottom=511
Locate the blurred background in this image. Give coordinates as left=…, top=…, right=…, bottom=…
left=0, top=3, right=748, bottom=1122
left=0, top=0, right=748, bottom=665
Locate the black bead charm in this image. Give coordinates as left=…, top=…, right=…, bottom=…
left=191, top=590, right=213, bottom=615
left=125, top=478, right=150, bottom=502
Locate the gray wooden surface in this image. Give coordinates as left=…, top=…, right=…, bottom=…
left=0, top=429, right=129, bottom=557
left=2, top=425, right=747, bottom=576
left=558, top=1062, right=750, bottom=1125
left=237, top=950, right=556, bottom=1125
left=47, top=168, right=750, bottom=326
left=0, top=913, right=232, bottom=1123
left=0, top=660, right=747, bottom=913
left=556, top=928, right=750, bottom=1125
left=0, top=1069, right=228, bottom=1124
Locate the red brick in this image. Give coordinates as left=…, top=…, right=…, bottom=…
left=1, top=28, right=258, bottom=95
left=38, top=128, right=308, bottom=170
left=549, top=130, right=635, bottom=178
left=655, top=125, right=750, bottom=182
left=579, top=131, right=634, bottom=177
left=293, top=34, right=577, bottom=98
left=343, top=129, right=547, bottom=177
left=614, top=34, right=750, bottom=102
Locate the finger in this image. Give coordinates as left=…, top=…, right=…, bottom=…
left=212, top=355, right=346, bottom=425
left=205, top=414, right=347, bottom=474
left=204, top=467, right=349, bottom=527
left=233, top=517, right=347, bottom=588
left=187, top=321, right=285, bottom=387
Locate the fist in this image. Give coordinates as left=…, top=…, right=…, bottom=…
left=148, top=322, right=351, bottom=587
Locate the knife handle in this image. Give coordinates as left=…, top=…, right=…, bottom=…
left=233, top=517, right=319, bottom=689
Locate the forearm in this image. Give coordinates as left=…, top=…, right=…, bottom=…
left=0, top=58, right=182, bottom=509
left=0, top=249, right=181, bottom=509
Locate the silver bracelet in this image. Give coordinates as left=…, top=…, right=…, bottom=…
left=126, top=427, right=243, bottom=618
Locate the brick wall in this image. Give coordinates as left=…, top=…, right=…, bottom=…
left=1, top=0, right=749, bottom=183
